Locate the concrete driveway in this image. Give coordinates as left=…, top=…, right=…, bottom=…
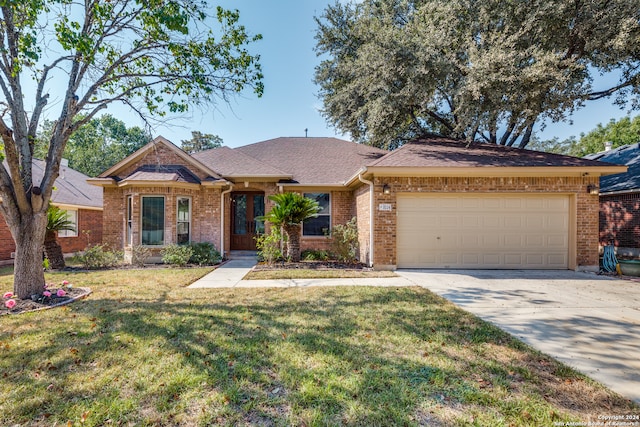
left=397, top=269, right=640, bottom=404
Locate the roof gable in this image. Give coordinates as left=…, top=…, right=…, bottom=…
left=99, top=136, right=223, bottom=182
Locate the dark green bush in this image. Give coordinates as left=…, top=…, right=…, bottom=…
left=301, top=249, right=330, bottom=261
left=189, top=242, right=222, bottom=265
left=79, top=244, right=123, bottom=269
left=161, top=244, right=193, bottom=267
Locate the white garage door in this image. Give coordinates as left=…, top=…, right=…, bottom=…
left=397, top=194, right=569, bottom=269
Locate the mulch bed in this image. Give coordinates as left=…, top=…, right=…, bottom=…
left=2, top=287, right=91, bottom=316
left=253, top=260, right=370, bottom=271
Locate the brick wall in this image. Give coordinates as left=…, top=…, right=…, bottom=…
left=59, top=209, right=103, bottom=253
left=1, top=208, right=102, bottom=263
left=362, top=176, right=599, bottom=270
left=0, top=216, right=14, bottom=263
left=599, top=192, right=640, bottom=249
left=354, top=184, right=371, bottom=264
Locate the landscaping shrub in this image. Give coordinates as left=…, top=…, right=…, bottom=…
left=131, top=245, right=151, bottom=267
left=329, top=217, right=359, bottom=263
left=256, top=228, right=284, bottom=264
left=189, top=242, right=222, bottom=265
left=161, top=244, right=193, bottom=267
left=301, top=249, right=330, bottom=261
left=78, top=244, right=123, bottom=269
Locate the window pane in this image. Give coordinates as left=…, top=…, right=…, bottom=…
left=58, top=209, right=78, bottom=238
left=305, top=193, right=330, bottom=213
left=142, top=196, right=164, bottom=245
left=126, top=196, right=133, bottom=245
left=253, top=195, right=265, bottom=234
left=233, top=194, right=247, bottom=235
left=177, top=198, right=190, bottom=222
left=303, top=216, right=330, bottom=236
left=177, top=197, right=190, bottom=244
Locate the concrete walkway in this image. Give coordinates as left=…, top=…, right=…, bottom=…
left=188, top=265, right=640, bottom=404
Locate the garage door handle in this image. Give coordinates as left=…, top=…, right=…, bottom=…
left=436, top=237, right=441, bottom=240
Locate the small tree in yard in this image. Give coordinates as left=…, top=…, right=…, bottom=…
left=44, top=205, right=76, bottom=270
left=261, top=193, right=320, bottom=262
left=0, top=1, right=262, bottom=299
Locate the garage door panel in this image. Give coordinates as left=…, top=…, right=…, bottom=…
left=397, top=194, right=569, bottom=269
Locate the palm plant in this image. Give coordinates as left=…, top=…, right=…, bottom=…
left=261, top=193, right=320, bottom=262
left=44, top=205, right=76, bottom=269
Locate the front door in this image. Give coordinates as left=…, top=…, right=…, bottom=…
left=231, top=192, right=265, bottom=250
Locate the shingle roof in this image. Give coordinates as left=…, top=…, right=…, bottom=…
left=584, top=143, right=640, bottom=193
left=235, top=137, right=387, bottom=184
left=7, top=159, right=103, bottom=208
left=369, top=137, right=614, bottom=168
left=123, top=165, right=202, bottom=184
left=192, top=146, right=291, bottom=178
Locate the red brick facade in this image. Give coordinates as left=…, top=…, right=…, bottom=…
left=599, top=193, right=640, bottom=250
left=1, top=207, right=103, bottom=265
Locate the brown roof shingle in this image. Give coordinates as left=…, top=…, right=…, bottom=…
left=235, top=137, right=387, bottom=184
left=369, top=137, right=614, bottom=168
left=32, top=159, right=102, bottom=208
left=193, top=146, right=291, bottom=178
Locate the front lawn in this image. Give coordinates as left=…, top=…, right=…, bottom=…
left=0, top=269, right=636, bottom=426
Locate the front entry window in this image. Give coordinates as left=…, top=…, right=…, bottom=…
left=177, top=197, right=191, bottom=244
left=142, top=196, right=165, bottom=245
left=231, top=192, right=265, bottom=250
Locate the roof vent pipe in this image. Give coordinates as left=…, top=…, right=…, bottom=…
left=604, top=141, right=613, bottom=151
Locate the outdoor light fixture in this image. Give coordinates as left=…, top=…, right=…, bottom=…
left=382, top=184, right=391, bottom=194
left=587, top=184, right=599, bottom=195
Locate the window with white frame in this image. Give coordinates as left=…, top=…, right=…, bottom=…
left=141, top=196, right=165, bottom=245
left=302, top=193, right=330, bottom=236
left=58, top=209, right=78, bottom=238
left=126, top=196, right=133, bottom=246
left=177, top=197, right=191, bottom=244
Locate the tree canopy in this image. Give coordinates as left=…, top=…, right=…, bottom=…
left=36, top=114, right=152, bottom=177
left=0, top=0, right=263, bottom=298
left=528, top=115, right=640, bottom=157
left=314, top=0, right=640, bottom=149
left=181, top=130, right=223, bottom=154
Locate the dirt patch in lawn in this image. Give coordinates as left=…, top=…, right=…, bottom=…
left=245, top=260, right=398, bottom=280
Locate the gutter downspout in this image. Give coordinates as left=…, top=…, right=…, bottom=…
left=358, top=173, right=374, bottom=268
left=221, top=184, right=234, bottom=258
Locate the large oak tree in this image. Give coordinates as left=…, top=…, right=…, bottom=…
left=315, top=0, right=640, bottom=149
left=0, top=0, right=263, bottom=298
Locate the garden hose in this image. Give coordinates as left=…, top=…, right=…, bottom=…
left=602, top=245, right=619, bottom=273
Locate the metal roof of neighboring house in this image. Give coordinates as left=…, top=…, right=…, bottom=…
left=584, top=143, right=640, bottom=193
left=234, top=137, right=387, bottom=184
left=369, top=137, right=618, bottom=168
left=192, top=146, right=291, bottom=179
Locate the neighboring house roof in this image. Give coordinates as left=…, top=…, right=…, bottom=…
left=1, top=159, right=102, bottom=209
left=193, top=146, right=292, bottom=179
left=369, top=137, right=616, bottom=168
left=235, top=137, right=387, bottom=185
left=584, top=143, right=640, bottom=194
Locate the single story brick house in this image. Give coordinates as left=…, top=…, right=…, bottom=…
left=585, top=143, right=640, bottom=258
left=1, top=159, right=103, bottom=265
left=88, top=135, right=624, bottom=271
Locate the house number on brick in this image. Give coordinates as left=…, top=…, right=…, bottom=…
left=378, top=203, right=392, bottom=211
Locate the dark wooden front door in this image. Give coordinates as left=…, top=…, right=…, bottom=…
left=231, top=192, right=265, bottom=250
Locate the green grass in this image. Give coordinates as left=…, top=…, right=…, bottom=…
left=244, top=268, right=398, bottom=280
left=0, top=268, right=636, bottom=426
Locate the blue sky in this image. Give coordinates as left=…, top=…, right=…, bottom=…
left=124, top=1, right=633, bottom=147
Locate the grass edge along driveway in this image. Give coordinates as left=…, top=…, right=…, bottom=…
left=1, top=268, right=637, bottom=426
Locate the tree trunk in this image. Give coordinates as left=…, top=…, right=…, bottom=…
left=44, top=230, right=66, bottom=270
left=12, top=213, right=47, bottom=299
left=283, top=224, right=301, bottom=262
